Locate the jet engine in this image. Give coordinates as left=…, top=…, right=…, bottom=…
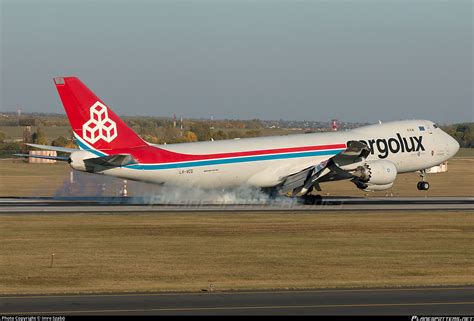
left=352, top=160, right=397, bottom=190
left=360, top=182, right=394, bottom=191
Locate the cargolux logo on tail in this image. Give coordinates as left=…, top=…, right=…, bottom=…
left=82, top=102, right=118, bottom=144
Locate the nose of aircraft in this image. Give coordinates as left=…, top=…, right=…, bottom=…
left=445, top=132, right=460, bottom=158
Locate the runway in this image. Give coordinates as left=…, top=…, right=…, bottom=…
left=0, top=196, right=472, bottom=213
left=1, top=286, right=473, bottom=315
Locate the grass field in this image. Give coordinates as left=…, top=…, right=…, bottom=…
left=455, top=148, right=474, bottom=157
left=0, top=160, right=71, bottom=197
left=0, top=211, right=472, bottom=295
left=1, top=154, right=472, bottom=197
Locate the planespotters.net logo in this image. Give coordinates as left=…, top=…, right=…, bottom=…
left=82, top=101, right=118, bottom=144
left=412, top=317, right=473, bottom=321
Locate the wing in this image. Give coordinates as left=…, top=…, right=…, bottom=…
left=14, top=143, right=78, bottom=162
left=279, top=140, right=370, bottom=196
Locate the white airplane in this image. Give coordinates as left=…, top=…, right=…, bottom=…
left=22, top=77, right=460, bottom=203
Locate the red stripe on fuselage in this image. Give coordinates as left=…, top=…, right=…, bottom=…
left=101, top=143, right=347, bottom=164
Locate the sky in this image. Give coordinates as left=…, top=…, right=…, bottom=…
left=1, top=0, right=472, bottom=124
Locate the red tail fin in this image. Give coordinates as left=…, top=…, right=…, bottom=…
left=54, top=77, right=146, bottom=152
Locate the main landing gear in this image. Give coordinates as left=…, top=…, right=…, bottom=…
left=417, top=170, right=430, bottom=191
left=261, top=187, right=324, bottom=205
left=301, top=194, right=323, bottom=205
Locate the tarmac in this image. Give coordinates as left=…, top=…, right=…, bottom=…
left=1, top=286, right=473, bottom=315
left=0, top=196, right=472, bottom=213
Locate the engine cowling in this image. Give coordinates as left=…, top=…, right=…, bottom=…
left=352, top=160, right=397, bottom=186
left=68, top=150, right=97, bottom=171
left=362, top=182, right=394, bottom=191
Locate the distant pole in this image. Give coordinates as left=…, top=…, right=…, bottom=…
left=120, top=180, right=128, bottom=197
left=50, top=253, right=55, bottom=268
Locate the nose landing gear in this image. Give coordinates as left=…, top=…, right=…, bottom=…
left=417, top=170, right=430, bottom=191
left=417, top=181, right=430, bottom=191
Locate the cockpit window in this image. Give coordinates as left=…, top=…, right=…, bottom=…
left=433, top=123, right=439, bottom=129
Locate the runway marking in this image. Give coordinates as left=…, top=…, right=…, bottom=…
left=2, top=286, right=473, bottom=299
left=4, top=301, right=474, bottom=315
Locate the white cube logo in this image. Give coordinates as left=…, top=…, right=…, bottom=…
left=83, top=119, right=100, bottom=143
left=92, top=104, right=107, bottom=122
left=82, top=102, right=118, bottom=144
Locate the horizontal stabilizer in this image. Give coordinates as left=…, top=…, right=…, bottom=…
left=26, top=143, right=78, bottom=153
left=14, top=153, right=70, bottom=162
left=84, top=154, right=137, bottom=168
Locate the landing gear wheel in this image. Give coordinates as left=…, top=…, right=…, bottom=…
left=417, top=181, right=430, bottom=191
left=417, top=170, right=430, bottom=191
left=421, top=181, right=430, bottom=190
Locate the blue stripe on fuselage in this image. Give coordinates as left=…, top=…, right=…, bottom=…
left=74, top=136, right=343, bottom=170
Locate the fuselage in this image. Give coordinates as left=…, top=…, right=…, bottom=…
left=78, top=119, right=459, bottom=189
